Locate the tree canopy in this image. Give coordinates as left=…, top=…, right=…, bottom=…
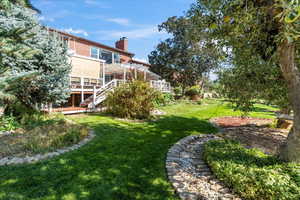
left=188, top=0, right=300, bottom=162
left=149, top=16, right=220, bottom=91
left=0, top=1, right=71, bottom=116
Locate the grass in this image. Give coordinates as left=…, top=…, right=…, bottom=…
left=204, top=140, right=300, bottom=200
left=0, top=100, right=276, bottom=200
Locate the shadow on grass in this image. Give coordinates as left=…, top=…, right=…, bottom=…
left=206, top=140, right=281, bottom=168
left=0, top=115, right=216, bottom=200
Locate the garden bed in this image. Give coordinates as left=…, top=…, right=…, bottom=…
left=204, top=140, right=300, bottom=200
left=211, top=116, right=273, bottom=128
left=211, top=116, right=288, bottom=155
left=0, top=119, right=89, bottom=159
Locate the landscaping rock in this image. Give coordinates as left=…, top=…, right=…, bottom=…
left=166, top=134, right=241, bottom=200
left=151, top=109, right=166, bottom=116
left=0, top=131, right=13, bottom=136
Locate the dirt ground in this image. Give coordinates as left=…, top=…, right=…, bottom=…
left=211, top=117, right=289, bottom=155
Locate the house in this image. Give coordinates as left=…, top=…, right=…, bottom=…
left=48, top=29, right=171, bottom=114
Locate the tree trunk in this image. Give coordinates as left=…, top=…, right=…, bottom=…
left=278, top=40, right=300, bottom=163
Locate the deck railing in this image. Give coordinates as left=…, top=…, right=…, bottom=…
left=150, top=80, right=172, bottom=93
left=70, top=76, right=172, bottom=94
left=70, top=76, right=103, bottom=90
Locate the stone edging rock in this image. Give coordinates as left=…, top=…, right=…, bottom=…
left=0, top=130, right=95, bottom=166
left=166, top=134, right=241, bottom=200
left=0, top=131, right=14, bottom=136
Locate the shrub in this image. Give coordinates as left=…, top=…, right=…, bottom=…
left=0, top=115, right=20, bottom=131
left=185, top=86, right=201, bottom=97
left=105, top=81, right=161, bottom=119
left=173, top=87, right=182, bottom=96
left=154, top=93, right=175, bottom=106
left=204, top=140, right=300, bottom=200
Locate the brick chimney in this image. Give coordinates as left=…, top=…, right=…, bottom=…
left=115, top=37, right=128, bottom=51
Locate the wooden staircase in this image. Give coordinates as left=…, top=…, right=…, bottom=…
left=80, top=79, right=124, bottom=108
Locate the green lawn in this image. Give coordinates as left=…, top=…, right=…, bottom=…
left=0, top=101, right=276, bottom=200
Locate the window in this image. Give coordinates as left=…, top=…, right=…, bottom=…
left=71, top=77, right=81, bottom=85
left=84, top=78, right=90, bottom=85
left=90, top=79, right=97, bottom=85
left=90, top=47, right=119, bottom=64
left=100, top=49, right=112, bottom=64
left=114, top=53, right=121, bottom=63
left=91, top=47, right=99, bottom=59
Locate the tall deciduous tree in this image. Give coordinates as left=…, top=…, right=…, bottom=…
left=189, top=0, right=300, bottom=162
left=149, top=16, right=220, bottom=92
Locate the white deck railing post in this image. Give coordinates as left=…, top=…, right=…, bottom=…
left=102, top=63, right=106, bottom=86
left=93, top=86, right=96, bottom=108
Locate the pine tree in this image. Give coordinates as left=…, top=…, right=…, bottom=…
left=0, top=2, right=71, bottom=116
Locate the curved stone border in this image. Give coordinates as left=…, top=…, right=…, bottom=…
left=0, top=130, right=95, bottom=166
left=0, top=131, right=14, bottom=136
left=166, top=134, right=241, bottom=200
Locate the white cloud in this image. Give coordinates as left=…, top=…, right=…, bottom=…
left=106, top=18, right=130, bottom=26
left=38, top=15, right=54, bottom=22
left=95, top=26, right=166, bottom=40
left=63, top=28, right=89, bottom=37
left=84, top=0, right=111, bottom=8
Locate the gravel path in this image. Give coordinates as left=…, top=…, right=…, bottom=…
left=166, top=134, right=241, bottom=200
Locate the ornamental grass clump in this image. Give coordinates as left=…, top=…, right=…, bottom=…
left=204, top=140, right=300, bottom=200
left=105, top=81, right=161, bottom=119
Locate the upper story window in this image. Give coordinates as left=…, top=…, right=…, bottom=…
left=90, top=47, right=120, bottom=64
left=114, top=53, right=121, bottom=63
left=91, top=47, right=98, bottom=59
left=101, top=49, right=112, bottom=64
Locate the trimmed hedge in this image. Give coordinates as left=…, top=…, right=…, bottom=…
left=203, top=140, right=300, bottom=200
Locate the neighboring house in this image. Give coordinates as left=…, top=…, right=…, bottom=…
left=48, top=29, right=171, bottom=114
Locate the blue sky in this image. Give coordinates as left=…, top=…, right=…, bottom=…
left=32, top=0, right=195, bottom=62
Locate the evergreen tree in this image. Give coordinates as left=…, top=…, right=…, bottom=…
left=0, top=3, right=71, bottom=115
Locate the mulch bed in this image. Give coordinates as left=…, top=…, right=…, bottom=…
left=212, top=116, right=273, bottom=128
left=211, top=117, right=289, bottom=155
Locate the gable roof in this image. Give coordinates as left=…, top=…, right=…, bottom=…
left=131, top=59, right=151, bottom=67
left=49, top=28, right=135, bottom=57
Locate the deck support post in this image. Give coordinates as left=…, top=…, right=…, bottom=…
left=144, top=70, right=146, bottom=81
left=71, top=94, right=75, bottom=107
left=81, top=85, right=84, bottom=103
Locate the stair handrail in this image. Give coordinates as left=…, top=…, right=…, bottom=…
left=87, top=79, right=117, bottom=107
left=80, top=79, right=116, bottom=106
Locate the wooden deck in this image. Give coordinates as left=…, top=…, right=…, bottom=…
left=52, top=107, right=91, bottom=115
